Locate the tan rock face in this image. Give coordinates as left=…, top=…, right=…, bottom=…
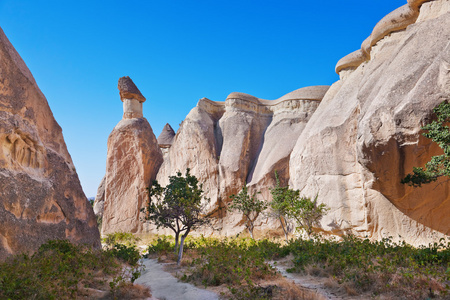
left=93, top=175, right=105, bottom=218
left=0, top=27, right=100, bottom=259
left=156, top=86, right=329, bottom=236
left=99, top=0, right=450, bottom=245
left=156, top=104, right=222, bottom=219
left=101, top=79, right=163, bottom=234
left=290, top=3, right=450, bottom=245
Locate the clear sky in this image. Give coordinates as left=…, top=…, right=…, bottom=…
left=0, top=0, right=405, bottom=197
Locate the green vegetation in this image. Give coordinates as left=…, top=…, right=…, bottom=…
left=228, top=186, right=268, bottom=239
left=147, top=235, right=450, bottom=299
left=103, top=231, right=141, bottom=247
left=286, top=194, right=328, bottom=237
left=142, top=168, right=211, bottom=265
left=269, top=171, right=329, bottom=237
left=268, top=172, right=293, bottom=242
left=0, top=239, right=146, bottom=300
left=402, top=101, right=450, bottom=186
left=287, top=235, right=450, bottom=299
left=148, top=236, right=285, bottom=299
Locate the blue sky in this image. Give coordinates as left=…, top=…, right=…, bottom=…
left=0, top=0, right=405, bottom=197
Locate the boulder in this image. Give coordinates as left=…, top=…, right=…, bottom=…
left=0, top=27, right=100, bottom=259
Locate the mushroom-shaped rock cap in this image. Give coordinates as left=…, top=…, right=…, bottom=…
left=118, top=76, right=146, bottom=102
left=157, top=123, right=175, bottom=147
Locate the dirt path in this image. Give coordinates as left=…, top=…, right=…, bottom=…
left=135, top=259, right=219, bottom=300
left=269, top=260, right=365, bottom=300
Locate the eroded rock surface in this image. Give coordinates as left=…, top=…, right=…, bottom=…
left=157, top=87, right=329, bottom=236
left=101, top=77, right=163, bottom=234
left=291, top=0, right=450, bottom=245
left=0, top=27, right=100, bottom=259
left=98, top=1, right=450, bottom=245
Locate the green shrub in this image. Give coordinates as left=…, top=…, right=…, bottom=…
left=108, top=243, right=141, bottom=266
left=0, top=240, right=119, bottom=299
left=147, top=235, right=174, bottom=256
left=287, top=235, right=450, bottom=298
left=0, top=239, right=144, bottom=299
left=102, top=231, right=141, bottom=247
left=182, top=237, right=277, bottom=297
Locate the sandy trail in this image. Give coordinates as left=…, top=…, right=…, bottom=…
left=135, top=259, right=219, bottom=300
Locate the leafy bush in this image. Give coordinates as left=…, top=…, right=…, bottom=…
left=402, top=101, right=450, bottom=186
left=0, top=239, right=144, bottom=299
left=102, top=231, right=141, bottom=247
left=228, top=186, right=268, bottom=240
left=147, top=235, right=174, bottom=256
left=107, top=243, right=141, bottom=266
left=287, top=235, right=450, bottom=298
left=179, top=237, right=278, bottom=299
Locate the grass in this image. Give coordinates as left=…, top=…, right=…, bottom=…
left=147, top=234, right=450, bottom=299
left=0, top=239, right=148, bottom=300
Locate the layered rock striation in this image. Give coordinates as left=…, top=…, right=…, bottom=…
left=0, top=27, right=100, bottom=259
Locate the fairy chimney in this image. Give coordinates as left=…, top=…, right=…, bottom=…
left=118, top=76, right=146, bottom=119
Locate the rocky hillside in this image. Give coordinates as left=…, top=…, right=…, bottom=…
left=97, top=0, right=450, bottom=245
left=0, top=27, right=100, bottom=259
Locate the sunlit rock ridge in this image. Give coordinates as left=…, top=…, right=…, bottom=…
left=0, top=27, right=100, bottom=259
left=98, top=0, right=450, bottom=245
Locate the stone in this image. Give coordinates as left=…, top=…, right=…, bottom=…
left=335, top=49, right=368, bottom=75
left=0, top=26, right=100, bottom=260
left=408, top=0, right=432, bottom=11
left=93, top=175, right=105, bottom=218
left=157, top=123, right=176, bottom=148
left=369, top=4, right=419, bottom=48
left=101, top=78, right=163, bottom=234
left=118, top=76, right=146, bottom=119
left=118, top=76, right=146, bottom=103
left=290, top=1, right=450, bottom=245
left=337, top=3, right=422, bottom=76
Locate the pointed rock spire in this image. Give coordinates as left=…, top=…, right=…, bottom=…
left=157, top=123, right=175, bottom=148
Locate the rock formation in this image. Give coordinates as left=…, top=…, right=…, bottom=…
left=101, top=77, right=163, bottom=234
left=99, top=0, right=450, bottom=245
left=157, top=123, right=176, bottom=156
left=291, top=0, right=450, bottom=244
left=93, top=175, right=105, bottom=218
left=156, top=86, right=329, bottom=236
left=0, top=27, right=100, bottom=259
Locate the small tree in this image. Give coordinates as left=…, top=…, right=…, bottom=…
left=287, top=194, right=329, bottom=237
left=228, top=185, right=267, bottom=239
left=269, top=172, right=295, bottom=242
left=402, top=101, right=450, bottom=186
left=141, top=169, right=210, bottom=265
